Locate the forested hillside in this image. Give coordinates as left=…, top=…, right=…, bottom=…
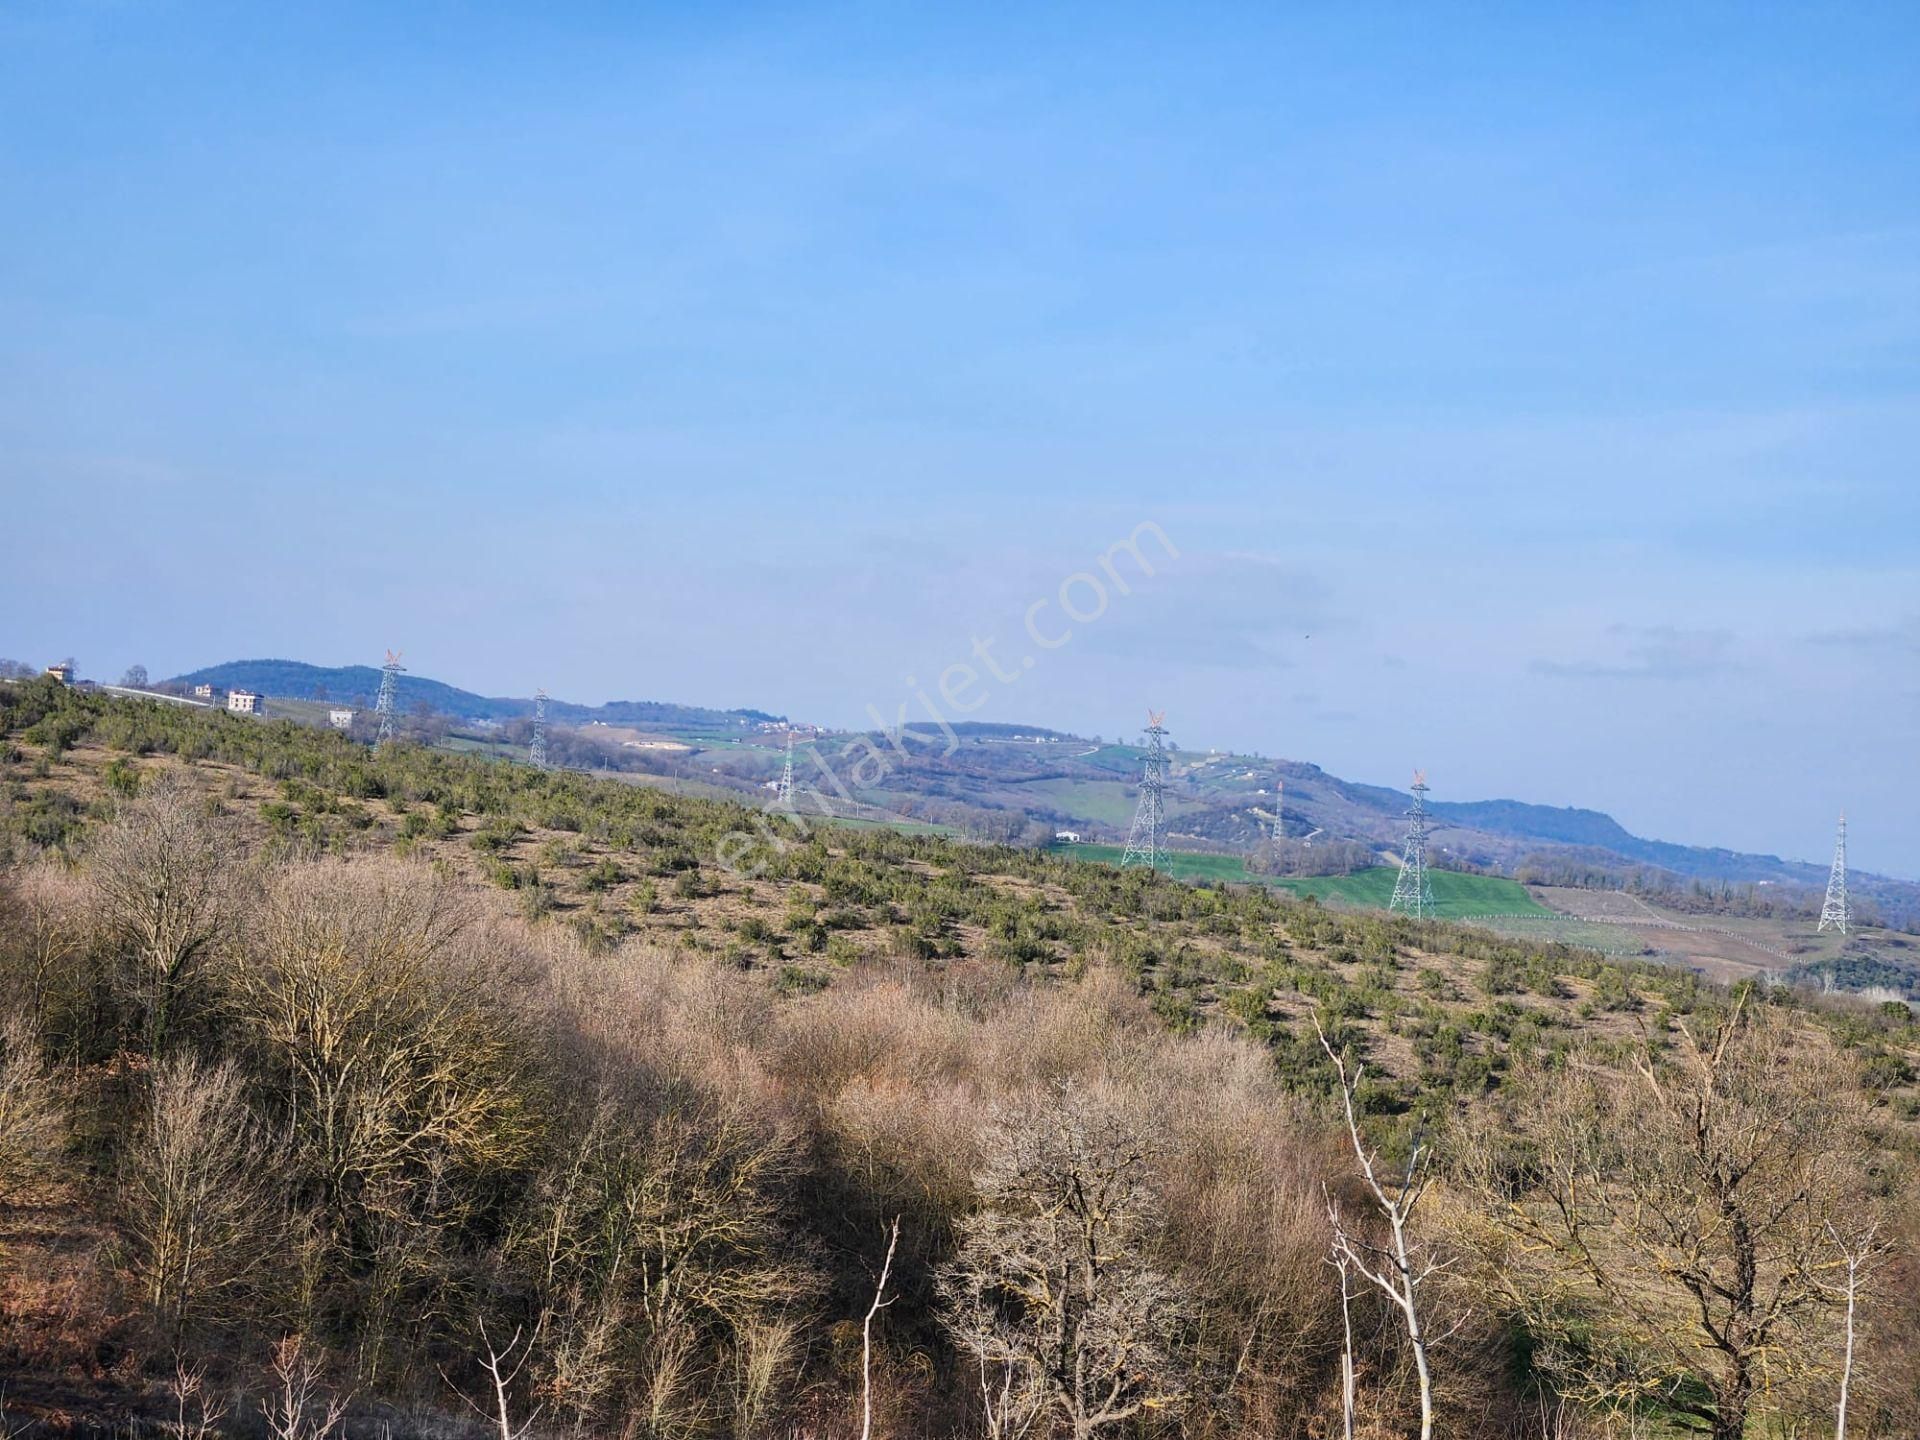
left=2, top=678, right=1916, bottom=1439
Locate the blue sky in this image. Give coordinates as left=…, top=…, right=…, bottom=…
left=2, top=3, right=1916, bottom=875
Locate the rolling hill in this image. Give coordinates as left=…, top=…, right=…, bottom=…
left=164, top=656, right=1919, bottom=929
left=167, top=658, right=780, bottom=733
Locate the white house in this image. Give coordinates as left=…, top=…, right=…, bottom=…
left=226, top=690, right=262, bottom=714
left=328, top=708, right=355, bottom=730
left=1053, top=830, right=1083, bottom=844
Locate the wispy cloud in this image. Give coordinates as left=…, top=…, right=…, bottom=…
left=1532, top=624, right=1740, bottom=681
left=1804, top=616, right=1920, bottom=657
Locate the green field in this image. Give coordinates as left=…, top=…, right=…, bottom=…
left=1062, top=843, right=1262, bottom=884
left=1077, top=744, right=1150, bottom=776
left=1015, top=778, right=1147, bottom=828
left=1056, top=846, right=1552, bottom=918
left=1265, top=867, right=1555, bottom=918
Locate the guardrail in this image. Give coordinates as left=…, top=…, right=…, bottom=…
left=96, top=685, right=214, bottom=709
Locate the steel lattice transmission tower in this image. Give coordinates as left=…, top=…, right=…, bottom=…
left=1388, top=770, right=1436, bottom=919
left=373, top=650, right=404, bottom=746
left=774, top=730, right=796, bottom=809
left=1818, top=812, right=1851, bottom=935
left=1271, top=778, right=1285, bottom=843
left=1121, top=711, right=1171, bottom=871
left=529, top=688, right=549, bottom=770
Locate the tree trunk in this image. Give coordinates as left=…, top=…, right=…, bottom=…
left=1837, top=1253, right=1859, bottom=1440
left=1710, top=1373, right=1750, bottom=1440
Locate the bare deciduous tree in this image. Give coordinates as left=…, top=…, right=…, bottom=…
left=0, top=865, right=90, bottom=1035
left=1328, top=1240, right=1356, bottom=1440
left=1452, top=996, right=1876, bottom=1440
left=505, top=1085, right=810, bottom=1433
left=118, top=1056, right=276, bottom=1338
left=259, top=1335, right=349, bottom=1440
left=233, top=860, right=538, bottom=1227
left=1313, top=1011, right=1449, bottom=1440
left=860, top=1216, right=900, bottom=1440
left=89, top=771, right=237, bottom=1057
left=0, top=1017, right=63, bottom=1207
left=938, top=1088, right=1196, bottom=1440
left=1825, top=1218, right=1887, bottom=1440
left=161, top=1355, right=231, bottom=1440
left=730, top=1314, right=802, bottom=1439
left=443, top=1321, right=540, bottom=1440
left=637, top=1320, right=710, bottom=1438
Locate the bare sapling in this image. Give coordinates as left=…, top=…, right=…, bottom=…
left=861, top=1215, right=902, bottom=1440
left=442, top=1319, right=541, bottom=1440
left=1314, top=1009, right=1451, bottom=1440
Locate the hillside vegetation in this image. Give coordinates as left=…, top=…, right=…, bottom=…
left=2, top=678, right=1917, bottom=1440
left=1057, top=848, right=1555, bottom=920
left=149, top=658, right=1920, bottom=934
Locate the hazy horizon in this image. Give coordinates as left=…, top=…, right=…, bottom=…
left=16, top=639, right=1891, bottom=883
left=4, top=5, right=1916, bottom=875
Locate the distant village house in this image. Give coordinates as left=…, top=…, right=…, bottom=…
left=45, top=662, right=74, bottom=686
left=328, top=708, right=355, bottom=729
left=226, top=690, right=263, bottom=714
left=192, top=683, right=215, bottom=699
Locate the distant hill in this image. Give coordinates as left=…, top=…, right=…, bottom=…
left=167, top=659, right=780, bottom=732
left=1430, top=798, right=1642, bottom=851
left=168, top=658, right=1915, bottom=922
left=1430, top=798, right=1819, bottom=884
left=947, top=721, right=1080, bottom=740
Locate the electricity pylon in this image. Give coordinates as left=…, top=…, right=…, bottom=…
left=1121, top=711, right=1170, bottom=871
left=1818, top=812, right=1851, bottom=935
left=1388, top=770, right=1436, bottom=919
left=529, top=688, right=549, bottom=770
left=1271, top=778, right=1285, bottom=843
left=374, top=650, right=404, bottom=746
left=774, top=730, right=796, bottom=809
